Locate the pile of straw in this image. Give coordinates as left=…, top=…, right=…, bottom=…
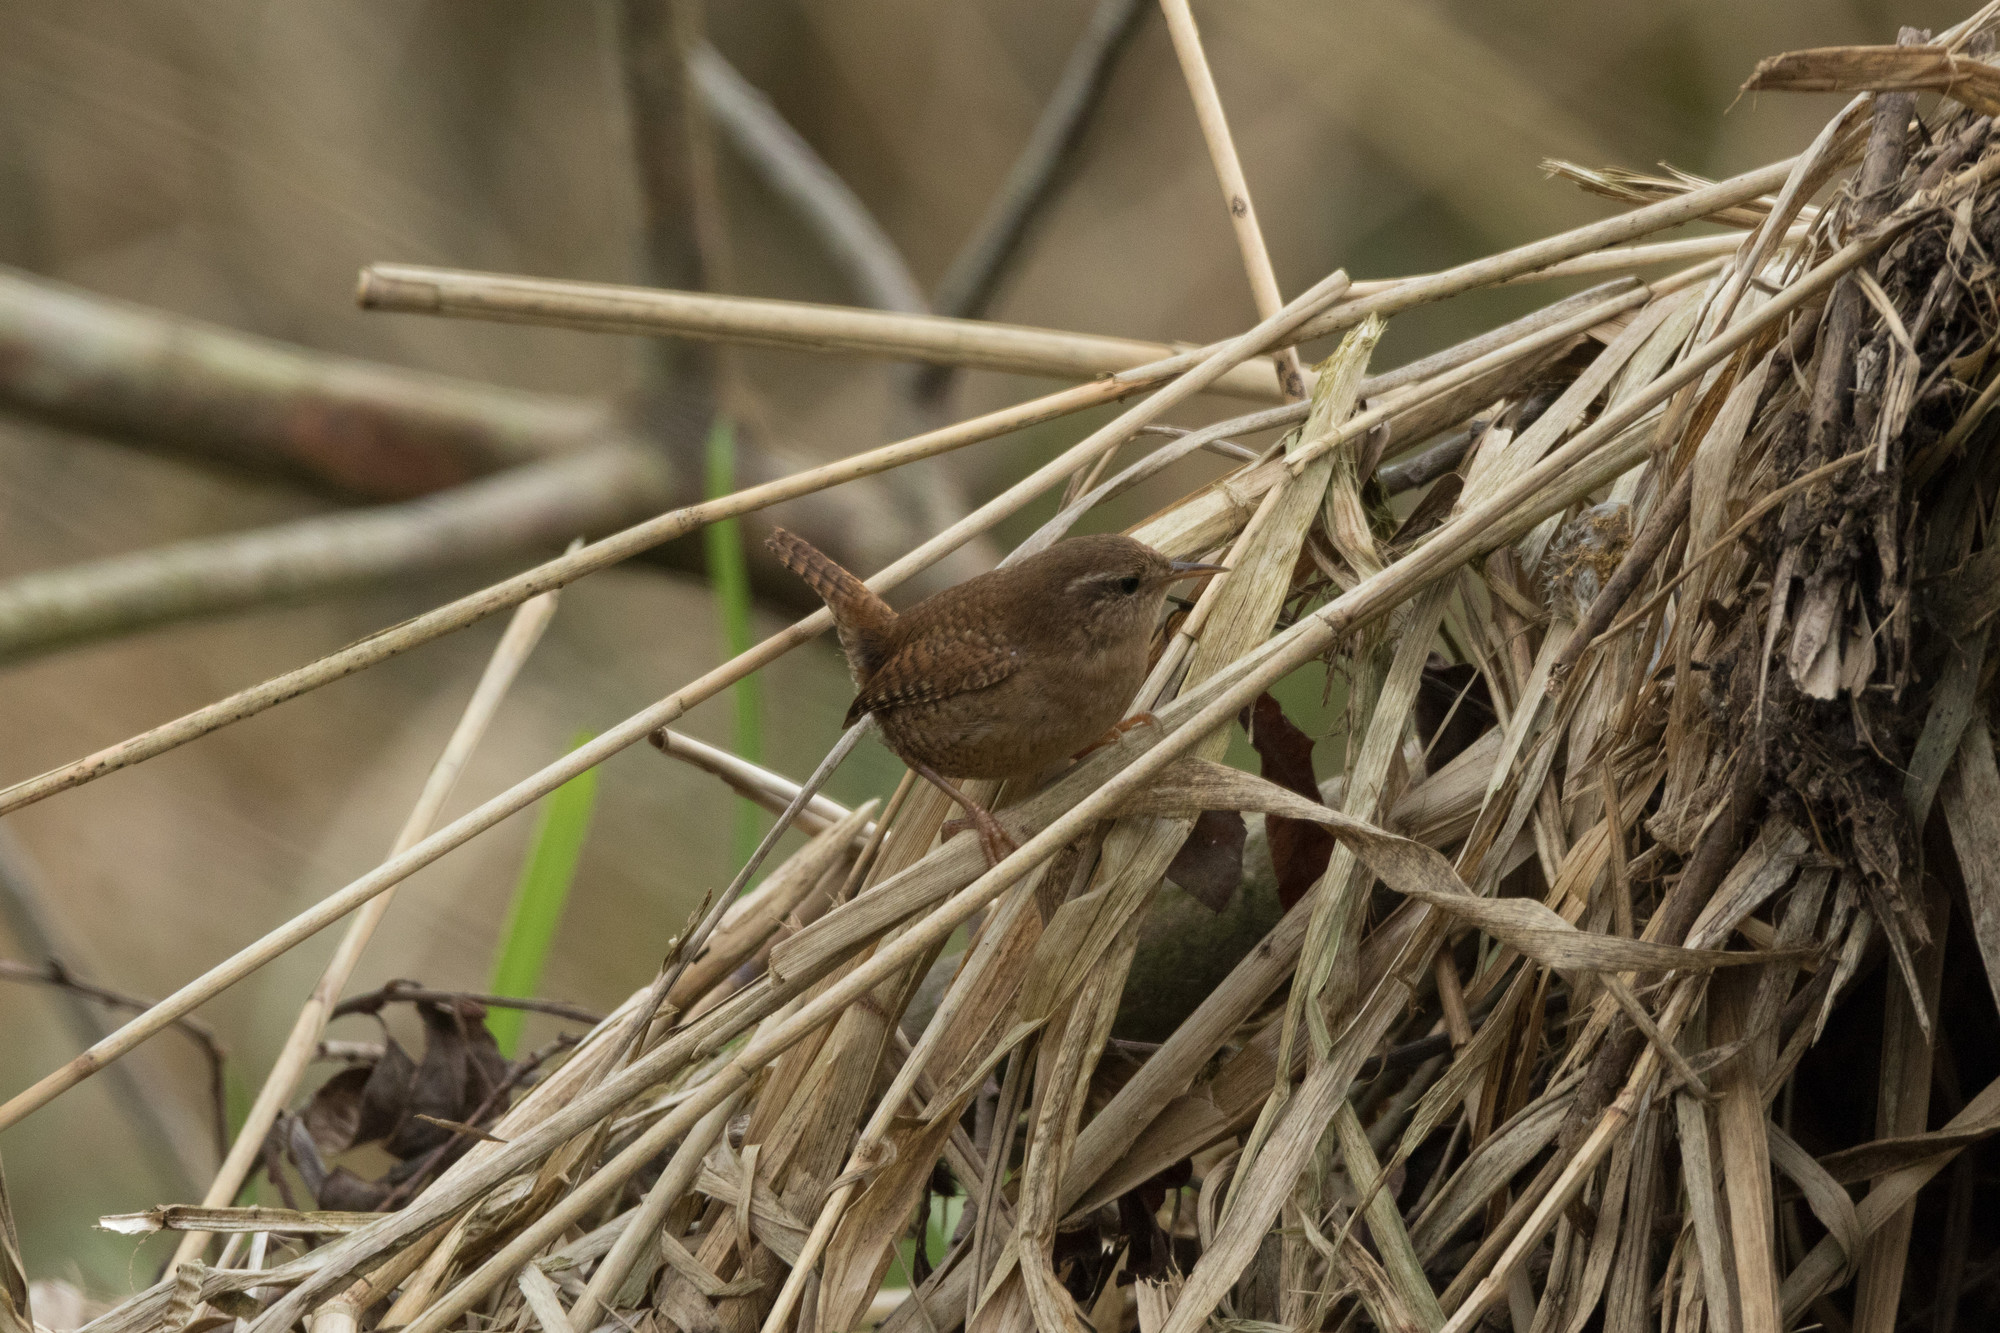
left=12, top=7, right=2000, bottom=1333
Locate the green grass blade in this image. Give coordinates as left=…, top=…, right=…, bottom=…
left=486, top=730, right=599, bottom=1055
left=704, top=416, right=765, bottom=866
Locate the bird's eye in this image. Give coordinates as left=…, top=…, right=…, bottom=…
left=1117, top=575, right=1142, bottom=595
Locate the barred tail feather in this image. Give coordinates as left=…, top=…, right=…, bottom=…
left=767, top=527, right=867, bottom=609
left=765, top=527, right=896, bottom=682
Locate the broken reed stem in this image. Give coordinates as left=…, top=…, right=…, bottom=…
left=0, top=266, right=1351, bottom=1136
left=167, top=582, right=564, bottom=1273
left=361, top=264, right=1289, bottom=402
left=652, top=728, right=869, bottom=839
left=1157, top=0, right=1306, bottom=400
left=1343, top=227, right=1805, bottom=298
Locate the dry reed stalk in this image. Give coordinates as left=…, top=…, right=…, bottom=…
left=1156, top=0, right=1307, bottom=400
left=359, top=264, right=1290, bottom=403
left=1289, top=157, right=1800, bottom=344
left=651, top=729, right=871, bottom=839
left=1340, top=228, right=1805, bottom=298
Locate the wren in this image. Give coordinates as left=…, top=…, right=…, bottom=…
left=767, top=528, right=1222, bottom=864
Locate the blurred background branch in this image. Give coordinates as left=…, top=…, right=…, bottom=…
left=693, top=43, right=927, bottom=316
left=0, top=826, right=221, bottom=1197
left=909, top=0, right=1149, bottom=411
left=0, top=275, right=949, bottom=662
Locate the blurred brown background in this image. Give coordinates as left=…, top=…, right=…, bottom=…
left=0, top=0, right=1963, bottom=1294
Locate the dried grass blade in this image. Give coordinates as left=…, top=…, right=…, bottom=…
left=515, top=1265, right=571, bottom=1333
left=1766, top=1122, right=1862, bottom=1268
left=1332, top=1102, right=1445, bottom=1330
left=1673, top=1080, right=1737, bottom=1333
left=1743, top=44, right=2000, bottom=115
left=1710, top=974, right=1781, bottom=1333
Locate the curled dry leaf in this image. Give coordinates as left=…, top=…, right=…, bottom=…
left=1241, top=691, right=1335, bottom=909
left=287, top=993, right=515, bottom=1209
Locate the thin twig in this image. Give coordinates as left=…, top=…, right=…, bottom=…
left=0, top=959, right=228, bottom=1164
left=0, top=831, right=213, bottom=1196
left=1137, top=423, right=1259, bottom=461
left=1342, top=228, right=1808, bottom=299
left=327, top=985, right=605, bottom=1026
left=650, top=728, right=872, bottom=839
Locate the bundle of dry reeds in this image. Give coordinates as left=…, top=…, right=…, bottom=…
left=12, top=6, right=2000, bottom=1333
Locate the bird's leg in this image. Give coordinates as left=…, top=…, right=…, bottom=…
left=906, top=760, right=1016, bottom=867
left=1071, top=711, right=1161, bottom=760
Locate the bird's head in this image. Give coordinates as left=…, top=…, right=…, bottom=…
left=1030, top=533, right=1224, bottom=648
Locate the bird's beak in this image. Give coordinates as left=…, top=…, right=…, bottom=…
left=1167, top=560, right=1229, bottom=581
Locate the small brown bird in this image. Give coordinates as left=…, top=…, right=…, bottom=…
left=767, top=528, right=1222, bottom=863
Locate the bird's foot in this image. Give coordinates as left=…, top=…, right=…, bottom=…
left=1072, top=711, right=1160, bottom=759
left=941, top=808, right=1018, bottom=867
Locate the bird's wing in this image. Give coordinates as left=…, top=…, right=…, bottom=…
left=845, top=629, right=1018, bottom=727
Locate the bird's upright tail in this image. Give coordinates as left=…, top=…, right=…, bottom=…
left=767, top=528, right=867, bottom=609
left=765, top=528, right=896, bottom=681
